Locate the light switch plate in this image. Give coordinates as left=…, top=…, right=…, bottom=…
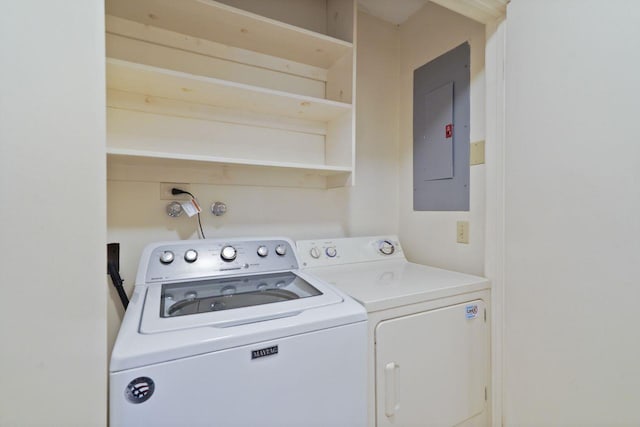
left=457, top=221, right=469, bottom=244
left=470, top=140, right=485, bottom=165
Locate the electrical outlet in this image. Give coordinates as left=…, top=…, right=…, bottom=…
left=160, top=182, right=191, bottom=200
left=457, top=221, right=469, bottom=244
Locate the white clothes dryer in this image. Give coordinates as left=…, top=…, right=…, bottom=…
left=110, top=237, right=367, bottom=427
left=297, top=236, right=491, bottom=427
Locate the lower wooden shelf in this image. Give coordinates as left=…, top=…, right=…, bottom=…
left=107, top=149, right=353, bottom=189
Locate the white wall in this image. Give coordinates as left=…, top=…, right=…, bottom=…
left=397, top=3, right=486, bottom=275
left=107, top=11, right=399, bottom=348
left=0, top=2, right=107, bottom=426
left=348, top=12, right=400, bottom=237
left=503, top=1, right=640, bottom=425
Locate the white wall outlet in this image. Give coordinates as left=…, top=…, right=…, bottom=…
left=457, top=221, right=469, bottom=244
left=160, top=182, right=191, bottom=200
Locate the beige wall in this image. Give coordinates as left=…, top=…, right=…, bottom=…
left=0, top=1, right=107, bottom=426
left=503, top=1, right=640, bottom=425
left=397, top=3, right=486, bottom=275
left=107, top=11, right=399, bottom=349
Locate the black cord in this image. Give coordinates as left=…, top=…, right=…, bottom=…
left=172, top=188, right=206, bottom=239
left=108, top=262, right=129, bottom=309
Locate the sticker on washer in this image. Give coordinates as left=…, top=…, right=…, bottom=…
left=466, top=304, right=479, bottom=319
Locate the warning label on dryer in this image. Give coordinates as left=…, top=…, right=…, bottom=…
left=465, top=304, right=479, bottom=319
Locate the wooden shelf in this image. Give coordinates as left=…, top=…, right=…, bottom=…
left=107, top=148, right=352, bottom=176
left=107, top=59, right=351, bottom=122
left=105, top=0, right=356, bottom=188
left=106, top=0, right=353, bottom=69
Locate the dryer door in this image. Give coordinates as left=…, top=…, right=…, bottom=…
left=375, top=300, right=489, bottom=427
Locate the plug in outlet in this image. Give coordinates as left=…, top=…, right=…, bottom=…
left=457, top=221, right=469, bottom=244
left=160, top=182, right=191, bottom=200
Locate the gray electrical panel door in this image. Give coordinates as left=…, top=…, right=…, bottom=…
left=413, top=43, right=470, bottom=211
left=415, top=82, right=454, bottom=181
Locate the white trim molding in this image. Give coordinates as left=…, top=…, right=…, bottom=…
left=484, top=14, right=507, bottom=427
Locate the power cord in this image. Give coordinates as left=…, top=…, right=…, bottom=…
left=171, top=188, right=206, bottom=239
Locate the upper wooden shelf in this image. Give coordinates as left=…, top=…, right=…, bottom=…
left=106, top=59, right=352, bottom=122
left=105, top=0, right=353, bottom=69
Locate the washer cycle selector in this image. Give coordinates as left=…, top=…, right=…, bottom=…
left=184, top=249, right=198, bottom=263
left=257, top=246, right=269, bottom=257
left=220, top=246, right=237, bottom=262
left=159, top=251, right=175, bottom=264
left=309, top=247, right=321, bottom=259
left=275, top=244, right=287, bottom=256
left=378, top=240, right=395, bottom=255
left=326, top=247, right=337, bottom=258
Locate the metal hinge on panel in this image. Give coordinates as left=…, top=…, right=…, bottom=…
left=485, top=387, right=487, bottom=401
left=484, top=308, right=487, bottom=322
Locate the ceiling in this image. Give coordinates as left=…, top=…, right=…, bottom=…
left=357, top=0, right=508, bottom=25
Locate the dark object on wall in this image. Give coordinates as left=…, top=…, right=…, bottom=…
left=108, top=242, right=129, bottom=309
left=413, top=42, right=470, bottom=211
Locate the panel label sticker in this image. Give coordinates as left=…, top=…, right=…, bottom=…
left=465, top=304, right=478, bottom=319
left=445, top=123, right=453, bottom=138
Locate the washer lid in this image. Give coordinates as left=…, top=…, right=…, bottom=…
left=305, top=259, right=490, bottom=312
left=139, top=271, right=343, bottom=333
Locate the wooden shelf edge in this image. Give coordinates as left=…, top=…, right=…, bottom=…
left=107, top=148, right=353, bottom=176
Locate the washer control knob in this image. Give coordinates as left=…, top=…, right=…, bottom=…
left=220, top=246, right=237, bottom=262
left=326, top=247, right=337, bottom=258
left=184, top=249, right=198, bottom=263
left=257, top=245, right=269, bottom=257
left=159, top=250, right=175, bottom=264
left=309, top=247, right=321, bottom=259
left=275, top=244, right=287, bottom=256
left=378, top=240, right=395, bottom=255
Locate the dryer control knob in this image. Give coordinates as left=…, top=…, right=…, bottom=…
left=159, top=250, right=175, bottom=264
left=184, top=249, right=198, bottom=263
left=257, top=245, right=269, bottom=257
left=326, top=247, right=337, bottom=258
left=220, top=246, right=237, bottom=262
left=275, top=244, right=287, bottom=256
left=309, top=247, right=321, bottom=259
left=378, top=240, right=395, bottom=255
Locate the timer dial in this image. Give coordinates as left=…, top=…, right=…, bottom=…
left=275, top=244, right=287, bottom=256
left=378, top=240, right=395, bottom=255
left=325, top=247, right=337, bottom=258
left=309, top=247, right=321, bottom=259
left=257, top=245, right=269, bottom=257
left=159, top=250, right=175, bottom=264
left=184, top=249, right=198, bottom=263
left=220, top=246, right=237, bottom=262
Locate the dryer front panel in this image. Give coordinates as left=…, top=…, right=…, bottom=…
left=375, top=300, right=489, bottom=427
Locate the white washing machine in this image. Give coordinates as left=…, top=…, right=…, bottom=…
left=297, top=236, right=491, bottom=427
left=110, top=237, right=367, bottom=427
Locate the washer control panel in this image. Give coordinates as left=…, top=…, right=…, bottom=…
left=296, top=235, right=404, bottom=268
left=143, top=239, right=298, bottom=283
